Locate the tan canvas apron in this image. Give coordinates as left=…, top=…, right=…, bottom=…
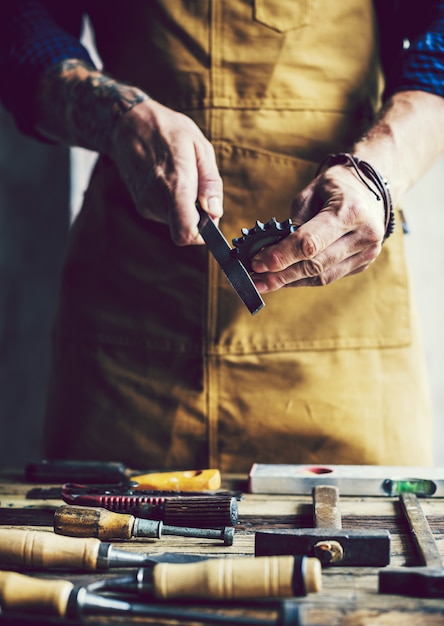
left=43, top=0, right=433, bottom=470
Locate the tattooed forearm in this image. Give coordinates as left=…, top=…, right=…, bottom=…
left=34, top=59, right=150, bottom=154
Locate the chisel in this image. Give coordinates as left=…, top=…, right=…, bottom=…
left=0, top=571, right=306, bottom=625
left=0, top=531, right=321, bottom=599
left=54, top=504, right=235, bottom=545
left=0, top=528, right=206, bottom=570
left=26, top=460, right=221, bottom=490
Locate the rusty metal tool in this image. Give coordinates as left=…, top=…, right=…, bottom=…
left=379, top=492, right=444, bottom=597
left=59, top=483, right=238, bottom=527
left=0, top=571, right=308, bottom=625
left=255, top=485, right=391, bottom=566
left=54, top=504, right=235, bottom=545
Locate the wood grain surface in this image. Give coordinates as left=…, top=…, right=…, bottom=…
left=0, top=472, right=443, bottom=625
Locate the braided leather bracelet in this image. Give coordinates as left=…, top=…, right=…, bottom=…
left=316, top=152, right=395, bottom=241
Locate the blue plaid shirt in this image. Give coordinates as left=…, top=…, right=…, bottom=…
left=1, top=0, right=443, bottom=136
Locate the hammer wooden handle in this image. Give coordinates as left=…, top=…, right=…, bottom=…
left=0, top=529, right=100, bottom=570
left=54, top=504, right=135, bottom=540
left=153, top=555, right=322, bottom=599
left=0, top=571, right=73, bottom=616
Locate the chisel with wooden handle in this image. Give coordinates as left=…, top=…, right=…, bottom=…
left=0, top=528, right=203, bottom=570
left=0, top=572, right=307, bottom=625
left=0, top=546, right=321, bottom=600
left=54, top=504, right=235, bottom=544
left=0, top=529, right=321, bottom=598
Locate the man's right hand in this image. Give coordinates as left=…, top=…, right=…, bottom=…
left=34, top=60, right=223, bottom=245
left=109, top=98, right=223, bottom=246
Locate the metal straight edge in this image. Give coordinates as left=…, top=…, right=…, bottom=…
left=196, top=204, right=265, bottom=315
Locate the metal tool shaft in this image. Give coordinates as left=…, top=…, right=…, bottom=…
left=134, top=518, right=234, bottom=545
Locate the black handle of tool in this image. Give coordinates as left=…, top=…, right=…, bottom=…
left=139, top=496, right=239, bottom=527
left=25, top=460, right=130, bottom=483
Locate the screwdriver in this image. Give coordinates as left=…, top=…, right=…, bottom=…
left=54, top=504, right=235, bottom=545
left=0, top=571, right=308, bottom=625
left=26, top=460, right=221, bottom=490
left=0, top=530, right=322, bottom=599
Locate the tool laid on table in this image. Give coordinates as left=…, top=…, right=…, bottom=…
left=59, top=483, right=238, bottom=527
left=249, top=463, right=444, bottom=497
left=26, top=459, right=221, bottom=490
left=54, top=504, right=235, bottom=545
left=0, top=528, right=208, bottom=570
left=379, top=492, right=444, bottom=597
left=0, top=530, right=321, bottom=599
left=0, top=571, right=310, bottom=626
left=255, top=485, right=391, bottom=566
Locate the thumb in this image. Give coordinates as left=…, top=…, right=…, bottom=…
left=195, top=143, right=224, bottom=220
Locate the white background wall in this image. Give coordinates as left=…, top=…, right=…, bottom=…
left=402, top=156, right=444, bottom=465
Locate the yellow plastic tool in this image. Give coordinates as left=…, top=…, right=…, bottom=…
left=132, top=468, right=221, bottom=491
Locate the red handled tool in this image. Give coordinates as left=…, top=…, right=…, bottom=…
left=60, top=483, right=238, bottom=527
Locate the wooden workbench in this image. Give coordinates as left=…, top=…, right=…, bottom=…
left=0, top=471, right=444, bottom=626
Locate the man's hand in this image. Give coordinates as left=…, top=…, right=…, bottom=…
left=251, top=89, right=444, bottom=294
left=34, top=60, right=223, bottom=245
left=250, top=164, right=385, bottom=292
left=110, top=98, right=223, bottom=246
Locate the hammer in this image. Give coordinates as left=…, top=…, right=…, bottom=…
left=379, top=492, right=444, bottom=597
left=255, top=485, right=390, bottom=566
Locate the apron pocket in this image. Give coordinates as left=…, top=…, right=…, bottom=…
left=253, top=0, right=312, bottom=33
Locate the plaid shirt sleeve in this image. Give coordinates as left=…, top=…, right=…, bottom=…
left=1, top=1, right=443, bottom=138
left=0, top=0, right=94, bottom=136
left=378, top=0, right=444, bottom=99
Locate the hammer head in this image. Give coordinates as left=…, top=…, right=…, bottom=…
left=379, top=567, right=444, bottom=598
left=255, top=528, right=391, bottom=566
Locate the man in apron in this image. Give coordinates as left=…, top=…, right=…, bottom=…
left=1, top=1, right=443, bottom=470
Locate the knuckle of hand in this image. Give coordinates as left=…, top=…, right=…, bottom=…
left=300, top=232, right=320, bottom=258
left=302, top=258, right=324, bottom=277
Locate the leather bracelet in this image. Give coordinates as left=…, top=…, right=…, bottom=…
left=316, top=152, right=395, bottom=241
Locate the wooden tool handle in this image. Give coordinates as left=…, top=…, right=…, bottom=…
left=0, top=528, right=100, bottom=570
left=153, top=555, right=322, bottom=600
left=313, top=485, right=342, bottom=529
left=0, top=571, right=73, bottom=617
left=54, top=505, right=135, bottom=540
